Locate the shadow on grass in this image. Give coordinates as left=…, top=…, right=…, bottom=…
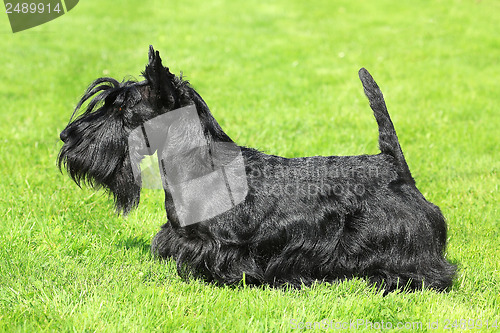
left=116, top=236, right=151, bottom=255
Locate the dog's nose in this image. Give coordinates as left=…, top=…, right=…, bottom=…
left=60, top=129, right=68, bottom=142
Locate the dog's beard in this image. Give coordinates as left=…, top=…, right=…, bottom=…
left=58, top=115, right=141, bottom=214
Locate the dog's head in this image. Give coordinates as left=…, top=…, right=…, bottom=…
left=58, top=46, right=194, bottom=214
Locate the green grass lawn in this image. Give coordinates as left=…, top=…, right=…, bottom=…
left=0, top=0, right=498, bottom=331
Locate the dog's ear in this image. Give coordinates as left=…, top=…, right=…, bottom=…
left=145, top=46, right=173, bottom=80
left=143, top=46, right=176, bottom=108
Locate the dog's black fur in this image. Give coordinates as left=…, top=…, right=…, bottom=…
left=58, top=46, right=456, bottom=292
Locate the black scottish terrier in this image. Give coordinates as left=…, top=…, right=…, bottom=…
left=58, top=46, right=455, bottom=292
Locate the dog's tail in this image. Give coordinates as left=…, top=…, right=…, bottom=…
left=358, top=68, right=413, bottom=180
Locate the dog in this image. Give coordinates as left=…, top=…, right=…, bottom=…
left=58, top=46, right=456, bottom=292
